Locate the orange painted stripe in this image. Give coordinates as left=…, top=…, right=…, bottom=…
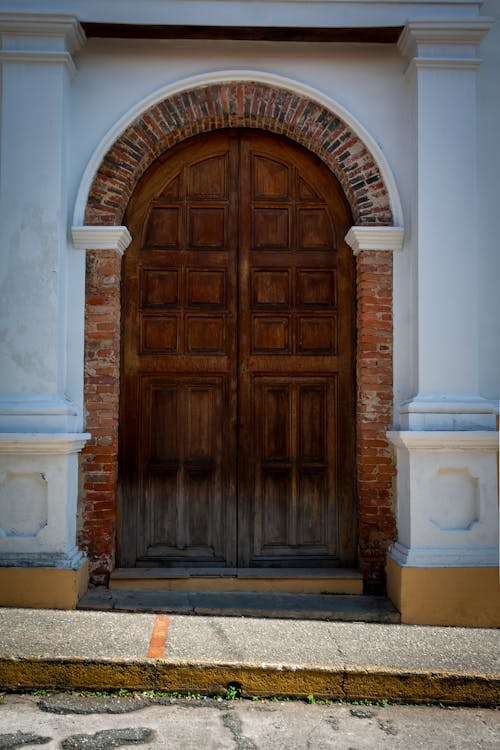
left=147, top=615, right=170, bottom=658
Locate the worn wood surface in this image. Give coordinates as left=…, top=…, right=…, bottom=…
left=120, top=130, right=355, bottom=568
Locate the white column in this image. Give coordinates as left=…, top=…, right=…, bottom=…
left=398, top=18, right=496, bottom=430
left=388, top=18, right=498, bottom=576
left=0, top=14, right=89, bottom=572
left=0, top=13, right=85, bottom=433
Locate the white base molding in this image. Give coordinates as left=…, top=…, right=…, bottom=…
left=386, top=429, right=499, bottom=625
left=398, top=394, right=497, bottom=430
left=389, top=541, right=499, bottom=568
left=387, top=430, right=499, bottom=568
left=0, top=433, right=89, bottom=572
left=0, top=396, right=80, bottom=433
left=0, top=549, right=86, bottom=569
left=0, top=558, right=89, bottom=609
left=386, top=555, right=500, bottom=627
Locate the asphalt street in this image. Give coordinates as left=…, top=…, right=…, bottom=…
left=0, top=693, right=499, bottom=750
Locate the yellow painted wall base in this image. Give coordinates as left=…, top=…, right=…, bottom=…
left=386, top=556, right=500, bottom=627
left=0, top=560, right=89, bottom=609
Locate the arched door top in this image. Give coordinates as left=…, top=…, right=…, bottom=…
left=78, top=75, right=401, bottom=228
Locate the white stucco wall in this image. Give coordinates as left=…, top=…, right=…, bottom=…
left=2, top=0, right=497, bottom=431
left=477, top=0, right=500, bottom=404
left=67, top=39, right=411, bottom=418
left=0, top=0, right=498, bottom=577
left=66, top=15, right=500, bottom=425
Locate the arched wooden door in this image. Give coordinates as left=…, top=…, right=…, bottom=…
left=119, top=129, right=356, bottom=568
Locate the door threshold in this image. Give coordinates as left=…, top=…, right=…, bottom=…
left=109, top=567, right=363, bottom=594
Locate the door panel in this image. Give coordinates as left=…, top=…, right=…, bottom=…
left=119, top=129, right=355, bottom=568
left=120, top=132, right=238, bottom=566
left=238, top=132, right=355, bottom=566
left=138, top=376, right=229, bottom=562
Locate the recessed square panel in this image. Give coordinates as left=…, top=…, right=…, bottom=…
left=252, top=316, right=290, bottom=353
left=189, top=208, right=225, bottom=248
left=263, top=386, right=290, bottom=460
left=142, top=316, right=178, bottom=352
left=297, top=270, right=335, bottom=307
left=150, top=386, right=179, bottom=461
left=261, top=470, right=289, bottom=545
left=297, top=208, right=333, bottom=249
left=187, top=387, right=214, bottom=460
left=252, top=156, right=289, bottom=199
left=141, top=270, right=179, bottom=307
left=187, top=270, right=226, bottom=308
left=144, top=207, right=181, bottom=248
left=188, top=155, right=227, bottom=198
left=299, top=386, right=326, bottom=460
left=297, top=470, right=327, bottom=546
left=253, top=208, right=289, bottom=249
left=298, top=316, right=336, bottom=354
left=187, top=316, right=225, bottom=353
left=252, top=270, right=290, bottom=307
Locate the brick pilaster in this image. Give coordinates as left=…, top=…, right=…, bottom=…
left=79, top=249, right=122, bottom=584
left=356, top=250, right=396, bottom=592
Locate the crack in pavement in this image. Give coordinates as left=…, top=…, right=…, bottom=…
left=377, top=718, right=398, bottom=736
left=222, top=712, right=257, bottom=750
left=60, top=728, right=155, bottom=750
left=38, top=695, right=152, bottom=715
left=0, top=733, right=51, bottom=749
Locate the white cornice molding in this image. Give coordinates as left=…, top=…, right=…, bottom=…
left=387, top=430, right=499, bottom=452
left=0, top=433, right=91, bottom=455
left=398, top=18, right=495, bottom=59
left=410, top=57, right=482, bottom=71
left=72, top=226, right=132, bottom=255
left=344, top=226, right=404, bottom=255
left=0, top=50, right=77, bottom=76
left=0, top=13, right=86, bottom=53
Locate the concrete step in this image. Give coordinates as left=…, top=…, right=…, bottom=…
left=78, top=588, right=400, bottom=623
left=109, top=567, right=363, bottom=595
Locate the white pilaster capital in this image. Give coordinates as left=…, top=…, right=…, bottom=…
left=0, top=13, right=85, bottom=52
left=344, top=226, right=404, bottom=256
left=398, top=18, right=495, bottom=63
left=0, top=433, right=90, bottom=456
left=72, top=226, right=132, bottom=256
left=0, top=13, right=85, bottom=76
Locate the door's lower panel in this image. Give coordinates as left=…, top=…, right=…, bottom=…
left=137, top=374, right=236, bottom=566
left=240, top=375, right=340, bottom=566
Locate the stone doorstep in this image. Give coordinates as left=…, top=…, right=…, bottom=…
left=78, top=589, right=400, bottom=623
left=108, top=567, right=364, bottom=595
left=111, top=567, right=363, bottom=579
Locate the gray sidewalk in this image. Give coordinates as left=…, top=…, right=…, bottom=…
left=0, top=608, right=499, bottom=705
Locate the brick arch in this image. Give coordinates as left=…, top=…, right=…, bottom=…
left=85, top=82, right=392, bottom=227
left=81, top=82, right=397, bottom=592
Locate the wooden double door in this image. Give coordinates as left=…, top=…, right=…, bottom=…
left=119, top=129, right=355, bottom=568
